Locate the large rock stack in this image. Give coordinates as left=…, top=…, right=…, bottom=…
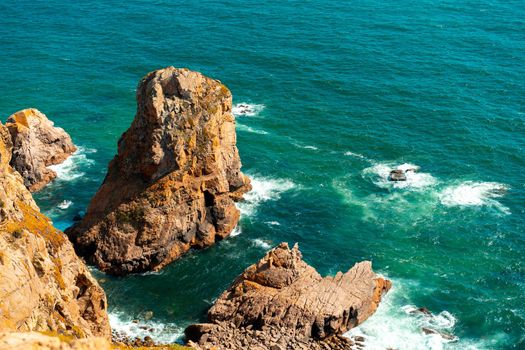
left=67, top=67, right=251, bottom=275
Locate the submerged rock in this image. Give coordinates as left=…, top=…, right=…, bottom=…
left=5, top=108, right=77, bottom=192
left=388, top=169, right=406, bottom=182
left=185, top=242, right=391, bottom=349
left=0, top=122, right=109, bottom=338
left=66, top=67, right=251, bottom=275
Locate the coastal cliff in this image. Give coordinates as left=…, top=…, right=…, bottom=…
left=66, top=67, right=251, bottom=275
left=6, top=108, right=77, bottom=192
left=186, top=243, right=391, bottom=349
left=0, top=122, right=109, bottom=338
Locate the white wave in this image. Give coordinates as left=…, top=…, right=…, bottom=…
left=292, top=142, right=318, bottom=150
left=47, top=146, right=95, bottom=181
left=57, top=200, right=73, bottom=209
left=109, top=311, right=184, bottom=344
left=265, top=221, right=280, bottom=226
left=439, top=182, right=509, bottom=213
left=363, top=163, right=437, bottom=190
left=230, top=226, right=242, bottom=237
left=252, top=239, right=272, bottom=250
left=232, top=103, right=265, bottom=117
left=236, top=123, right=269, bottom=135
left=344, top=151, right=367, bottom=159
left=345, top=280, right=492, bottom=350
left=237, top=176, right=296, bottom=217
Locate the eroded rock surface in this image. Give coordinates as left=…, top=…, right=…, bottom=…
left=6, top=108, right=77, bottom=192
left=0, top=332, right=111, bottom=350
left=185, top=243, right=391, bottom=350
left=66, top=67, right=251, bottom=275
left=0, top=122, right=110, bottom=338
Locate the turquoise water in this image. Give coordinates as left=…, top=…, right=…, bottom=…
left=1, top=0, right=524, bottom=348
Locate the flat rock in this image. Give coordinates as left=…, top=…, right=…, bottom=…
left=185, top=242, right=391, bottom=349
left=6, top=108, right=76, bottom=192
left=66, top=67, right=251, bottom=275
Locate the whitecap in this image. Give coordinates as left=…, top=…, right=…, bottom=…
left=292, top=142, right=318, bottom=150
left=363, top=163, right=437, bottom=190
left=230, top=226, right=242, bottom=237
left=252, top=239, right=272, bottom=250
left=439, top=181, right=509, bottom=213
left=344, top=151, right=367, bottom=160
left=57, top=200, right=73, bottom=210
left=237, top=175, right=296, bottom=217
left=236, top=123, right=269, bottom=135
left=265, top=221, right=280, bottom=226
left=232, top=103, right=265, bottom=117
left=109, top=311, right=184, bottom=344
left=47, top=146, right=96, bottom=181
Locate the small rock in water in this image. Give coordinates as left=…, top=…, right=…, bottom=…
left=421, top=327, right=457, bottom=341
left=389, top=169, right=407, bottom=181
left=143, top=310, right=154, bottom=320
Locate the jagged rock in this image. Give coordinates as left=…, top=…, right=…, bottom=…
left=0, top=332, right=111, bottom=350
left=389, top=169, right=406, bottom=182
left=185, top=243, right=391, bottom=350
left=0, top=122, right=110, bottom=338
left=66, top=67, right=251, bottom=275
left=5, top=108, right=76, bottom=192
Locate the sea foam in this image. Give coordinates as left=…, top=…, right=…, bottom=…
left=57, top=200, right=73, bottom=209
left=345, top=280, right=491, bottom=350
left=236, top=123, right=269, bottom=135
left=439, top=181, right=509, bottom=213
left=363, top=163, right=437, bottom=190
left=47, top=146, right=96, bottom=182
left=232, top=103, right=265, bottom=117
left=237, top=175, right=296, bottom=217
left=109, top=311, right=184, bottom=345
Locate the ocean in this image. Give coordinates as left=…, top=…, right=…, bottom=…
left=1, top=0, right=524, bottom=348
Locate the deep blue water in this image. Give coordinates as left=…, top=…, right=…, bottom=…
left=1, top=0, right=524, bottom=348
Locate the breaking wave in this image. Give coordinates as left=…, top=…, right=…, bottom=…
left=362, top=163, right=437, bottom=190
left=109, top=311, right=184, bottom=345
left=237, top=175, right=296, bottom=217
left=439, top=181, right=510, bottom=214
left=232, top=103, right=265, bottom=117
left=236, top=123, right=269, bottom=135
left=47, top=146, right=96, bottom=182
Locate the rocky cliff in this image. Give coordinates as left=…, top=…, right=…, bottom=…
left=185, top=243, right=391, bottom=350
left=66, top=67, right=251, bottom=275
left=6, top=108, right=77, bottom=192
left=0, top=122, right=110, bottom=338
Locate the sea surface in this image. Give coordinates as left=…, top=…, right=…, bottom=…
left=1, top=0, right=524, bottom=349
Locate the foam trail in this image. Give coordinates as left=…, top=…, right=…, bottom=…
left=439, top=181, right=509, bottom=214
left=109, top=311, right=184, bottom=344
left=236, top=123, right=269, bottom=135
left=232, top=103, right=265, bottom=117
left=252, top=239, right=272, bottom=250
left=237, top=175, right=296, bottom=217
left=344, top=151, right=367, bottom=160
left=362, top=163, right=437, bottom=190
left=47, top=146, right=96, bottom=181
left=230, top=226, right=242, bottom=237
left=57, top=200, right=73, bottom=209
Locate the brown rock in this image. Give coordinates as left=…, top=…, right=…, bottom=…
left=5, top=108, right=77, bottom=192
left=66, top=67, right=251, bottom=275
left=0, top=122, right=110, bottom=338
left=388, top=169, right=406, bottom=182
left=0, top=332, right=111, bottom=350
left=185, top=243, right=391, bottom=350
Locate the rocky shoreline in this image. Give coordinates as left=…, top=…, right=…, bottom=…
left=0, top=67, right=390, bottom=350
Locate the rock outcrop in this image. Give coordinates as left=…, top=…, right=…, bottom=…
left=6, top=108, right=77, bottom=192
left=0, top=332, right=111, bottom=350
left=185, top=243, right=391, bottom=350
left=0, top=123, right=110, bottom=338
left=66, top=67, right=251, bottom=275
